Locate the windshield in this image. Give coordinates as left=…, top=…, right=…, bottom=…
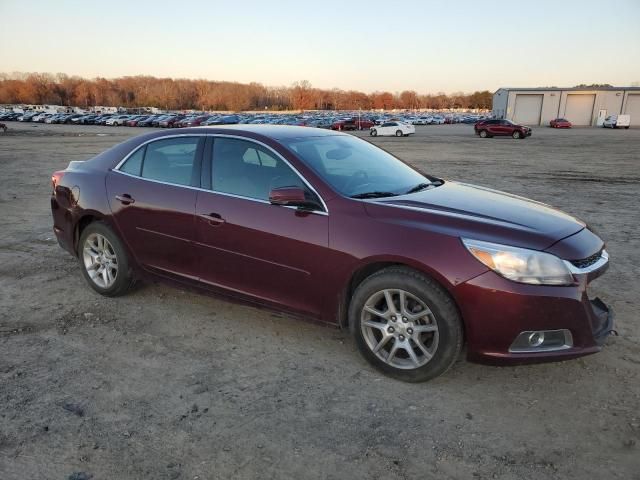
left=284, top=135, right=430, bottom=197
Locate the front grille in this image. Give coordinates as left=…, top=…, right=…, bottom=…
left=570, top=250, right=602, bottom=269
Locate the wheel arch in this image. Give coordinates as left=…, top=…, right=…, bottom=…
left=337, top=257, right=464, bottom=333
left=73, top=210, right=109, bottom=255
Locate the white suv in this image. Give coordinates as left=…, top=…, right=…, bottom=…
left=603, top=114, right=631, bottom=129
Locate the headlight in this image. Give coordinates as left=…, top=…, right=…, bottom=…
left=462, top=238, right=574, bottom=285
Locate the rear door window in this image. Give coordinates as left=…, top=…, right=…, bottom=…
left=142, top=137, right=199, bottom=186
left=119, top=137, right=200, bottom=186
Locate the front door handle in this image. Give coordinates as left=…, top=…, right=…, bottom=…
left=198, top=212, right=225, bottom=226
left=115, top=194, right=135, bottom=205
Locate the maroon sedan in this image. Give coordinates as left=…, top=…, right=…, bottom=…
left=474, top=119, right=532, bottom=139
left=180, top=115, right=212, bottom=128
left=51, top=126, right=612, bottom=382
left=550, top=118, right=572, bottom=128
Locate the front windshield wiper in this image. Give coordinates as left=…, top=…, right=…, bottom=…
left=405, top=179, right=444, bottom=194
left=405, top=182, right=432, bottom=194
left=350, top=191, right=399, bottom=199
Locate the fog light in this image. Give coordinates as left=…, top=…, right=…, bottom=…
left=528, top=332, right=544, bottom=347
left=509, top=329, right=573, bottom=353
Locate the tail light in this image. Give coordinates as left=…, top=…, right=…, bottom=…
left=51, top=171, right=65, bottom=193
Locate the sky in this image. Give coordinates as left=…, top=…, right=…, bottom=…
left=1, top=0, right=639, bottom=94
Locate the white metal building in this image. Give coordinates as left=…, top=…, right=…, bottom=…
left=493, top=87, right=640, bottom=126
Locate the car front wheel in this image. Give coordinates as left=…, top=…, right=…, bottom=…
left=395, top=130, right=403, bottom=137
left=349, top=267, right=463, bottom=382
left=78, top=221, right=134, bottom=297
left=479, top=130, right=489, bottom=138
left=370, top=129, right=377, bottom=136
left=512, top=130, right=522, bottom=139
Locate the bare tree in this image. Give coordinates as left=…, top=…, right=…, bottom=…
left=0, top=72, right=495, bottom=112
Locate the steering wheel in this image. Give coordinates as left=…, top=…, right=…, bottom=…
left=344, top=170, right=370, bottom=193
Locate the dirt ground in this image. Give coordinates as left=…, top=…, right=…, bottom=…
left=0, top=122, right=638, bottom=480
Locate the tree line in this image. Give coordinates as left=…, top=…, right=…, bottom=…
left=0, top=73, right=493, bottom=111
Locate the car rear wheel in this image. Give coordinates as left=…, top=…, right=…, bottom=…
left=395, top=130, right=403, bottom=137
left=349, top=267, right=463, bottom=382
left=512, top=131, right=522, bottom=139
left=479, top=130, right=489, bottom=138
left=370, top=129, right=377, bottom=137
left=78, top=222, right=134, bottom=297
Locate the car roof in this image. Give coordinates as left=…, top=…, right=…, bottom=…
left=86, top=125, right=351, bottom=171
left=184, top=124, right=349, bottom=140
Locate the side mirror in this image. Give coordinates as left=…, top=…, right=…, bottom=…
left=269, top=186, right=320, bottom=211
left=269, top=186, right=307, bottom=206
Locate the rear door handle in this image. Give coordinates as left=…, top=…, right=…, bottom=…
left=115, top=194, right=135, bottom=205
left=198, top=212, right=225, bottom=226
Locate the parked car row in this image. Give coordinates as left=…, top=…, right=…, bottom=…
left=0, top=108, right=493, bottom=131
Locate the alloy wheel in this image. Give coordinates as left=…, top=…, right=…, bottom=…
left=360, top=289, right=439, bottom=369
left=82, top=233, right=118, bottom=289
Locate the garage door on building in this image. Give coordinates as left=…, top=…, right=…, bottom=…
left=513, top=94, right=543, bottom=125
left=564, top=94, right=595, bottom=126
left=623, top=94, right=640, bottom=126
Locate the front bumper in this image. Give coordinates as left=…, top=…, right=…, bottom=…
left=455, top=269, right=614, bottom=365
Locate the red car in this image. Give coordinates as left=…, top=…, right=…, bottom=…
left=51, top=126, right=612, bottom=382
left=354, top=118, right=375, bottom=129
left=331, top=118, right=374, bottom=131
left=125, top=116, right=148, bottom=127
left=474, top=119, right=532, bottom=139
left=550, top=118, right=572, bottom=128
left=179, top=115, right=212, bottom=128
left=331, top=119, right=356, bottom=131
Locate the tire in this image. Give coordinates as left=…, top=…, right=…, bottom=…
left=78, top=221, right=134, bottom=297
left=395, top=130, right=403, bottom=137
left=512, top=130, right=522, bottom=139
left=349, top=266, right=463, bottom=382
left=370, top=129, right=377, bottom=137
left=479, top=130, right=488, bottom=138
left=625, top=126, right=629, bottom=129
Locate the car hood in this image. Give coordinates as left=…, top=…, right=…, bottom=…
left=364, top=181, right=586, bottom=251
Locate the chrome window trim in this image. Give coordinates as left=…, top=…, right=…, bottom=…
left=564, top=249, right=609, bottom=275
left=111, top=132, right=329, bottom=216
